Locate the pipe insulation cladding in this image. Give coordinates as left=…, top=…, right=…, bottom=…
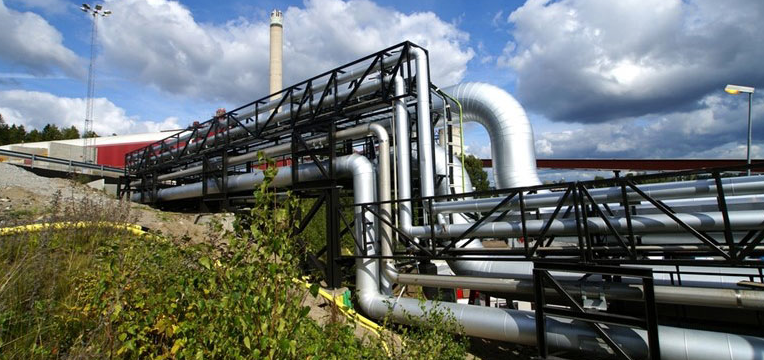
left=435, top=82, right=543, bottom=189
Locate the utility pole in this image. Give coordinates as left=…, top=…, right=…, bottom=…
left=80, top=3, right=111, bottom=163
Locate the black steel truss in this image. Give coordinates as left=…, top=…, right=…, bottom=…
left=351, top=163, right=764, bottom=279
left=122, top=41, right=421, bottom=179
left=121, top=41, right=432, bottom=289
left=533, top=262, right=660, bottom=360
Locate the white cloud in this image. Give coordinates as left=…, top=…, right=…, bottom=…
left=6, top=0, right=70, bottom=15
left=532, top=93, right=764, bottom=158
left=535, top=138, right=552, bottom=156
left=685, top=142, right=762, bottom=159
left=98, top=0, right=474, bottom=104
left=0, top=90, right=180, bottom=134
left=501, top=0, right=764, bottom=123
left=0, top=0, right=81, bottom=76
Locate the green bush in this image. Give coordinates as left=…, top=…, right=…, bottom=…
left=0, top=155, right=469, bottom=359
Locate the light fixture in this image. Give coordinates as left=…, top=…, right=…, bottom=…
left=725, top=84, right=754, bottom=95
left=725, top=84, right=756, bottom=175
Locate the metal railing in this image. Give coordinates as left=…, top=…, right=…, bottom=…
left=0, top=149, right=122, bottom=175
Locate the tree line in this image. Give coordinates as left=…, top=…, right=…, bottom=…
left=0, top=114, right=97, bottom=146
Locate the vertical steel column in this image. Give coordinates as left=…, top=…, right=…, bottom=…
left=643, top=275, right=661, bottom=360
left=533, top=268, right=548, bottom=358
left=714, top=172, right=735, bottom=257
left=325, top=121, right=342, bottom=289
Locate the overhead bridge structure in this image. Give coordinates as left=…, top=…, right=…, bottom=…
left=121, top=42, right=764, bottom=360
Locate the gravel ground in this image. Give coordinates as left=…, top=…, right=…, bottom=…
left=0, top=162, right=84, bottom=198
left=0, top=162, right=214, bottom=240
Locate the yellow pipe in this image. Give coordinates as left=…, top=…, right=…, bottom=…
left=0, top=221, right=148, bottom=237
left=295, top=278, right=385, bottom=334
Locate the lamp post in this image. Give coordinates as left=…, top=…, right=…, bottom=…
left=80, top=3, right=111, bottom=163
left=725, top=84, right=755, bottom=176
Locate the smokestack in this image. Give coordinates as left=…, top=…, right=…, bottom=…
left=269, top=9, right=283, bottom=97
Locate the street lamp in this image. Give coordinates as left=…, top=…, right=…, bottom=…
left=725, top=84, right=755, bottom=176
left=80, top=3, right=111, bottom=163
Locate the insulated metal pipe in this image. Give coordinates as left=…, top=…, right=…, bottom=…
left=410, top=210, right=764, bottom=238
left=391, top=272, right=764, bottom=310
left=395, top=152, right=764, bottom=305
left=131, top=124, right=388, bottom=203
left=435, top=82, right=542, bottom=189
left=130, top=123, right=388, bottom=187
left=363, top=149, right=764, bottom=358
left=432, top=176, right=764, bottom=214
left=358, top=291, right=764, bottom=360
left=393, top=75, right=414, bottom=235
left=412, top=48, right=435, bottom=201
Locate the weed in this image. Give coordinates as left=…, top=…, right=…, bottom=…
left=0, top=154, right=469, bottom=359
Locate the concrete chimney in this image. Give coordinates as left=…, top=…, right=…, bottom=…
left=269, top=9, right=283, bottom=97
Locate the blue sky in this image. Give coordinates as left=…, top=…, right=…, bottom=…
left=1, top=0, right=763, bottom=182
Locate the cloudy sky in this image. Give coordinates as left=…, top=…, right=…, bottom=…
left=1, top=0, right=763, bottom=179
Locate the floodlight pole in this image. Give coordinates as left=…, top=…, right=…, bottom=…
left=747, top=91, right=753, bottom=176
left=80, top=3, right=110, bottom=163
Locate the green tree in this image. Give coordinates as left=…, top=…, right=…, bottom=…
left=25, top=129, right=42, bottom=142
left=61, top=125, right=80, bottom=139
left=462, top=153, right=490, bottom=192
left=41, top=124, right=64, bottom=141
left=0, top=115, right=8, bottom=145
left=83, top=130, right=99, bottom=138
left=9, top=124, right=26, bottom=144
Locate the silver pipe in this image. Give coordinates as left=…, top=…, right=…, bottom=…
left=432, top=176, right=764, bottom=214
left=410, top=210, right=764, bottom=238
left=435, top=82, right=542, bottom=189
left=130, top=124, right=388, bottom=203
left=393, top=75, right=414, bottom=235
left=412, top=48, right=436, bottom=201
left=428, top=146, right=763, bottom=297
left=367, top=148, right=764, bottom=359
left=369, top=123, right=393, bottom=295
left=130, top=123, right=385, bottom=187
left=391, top=272, right=764, bottom=310
left=358, top=292, right=764, bottom=360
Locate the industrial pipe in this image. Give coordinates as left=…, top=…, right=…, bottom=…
left=432, top=176, right=764, bottom=214
left=435, top=82, right=542, bottom=189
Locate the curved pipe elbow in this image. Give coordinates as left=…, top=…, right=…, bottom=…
left=440, top=82, right=542, bottom=189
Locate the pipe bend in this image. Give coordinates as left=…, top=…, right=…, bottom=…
left=440, top=82, right=542, bottom=189
left=368, top=123, right=389, bottom=144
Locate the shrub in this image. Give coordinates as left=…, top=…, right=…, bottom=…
left=0, top=155, right=469, bottom=359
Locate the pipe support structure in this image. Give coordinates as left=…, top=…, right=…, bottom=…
left=128, top=53, right=407, bottom=163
